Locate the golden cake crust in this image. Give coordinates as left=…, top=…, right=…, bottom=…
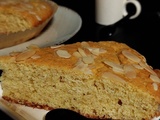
left=0, top=0, right=58, bottom=33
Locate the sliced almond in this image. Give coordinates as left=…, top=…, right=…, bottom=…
left=87, top=47, right=106, bottom=56
left=133, top=64, right=143, bottom=69
left=139, top=62, right=157, bottom=75
left=122, top=50, right=141, bottom=63
left=102, top=72, right=126, bottom=83
left=152, top=82, right=158, bottom=91
left=150, top=74, right=160, bottom=83
left=56, top=49, right=71, bottom=58
left=16, top=49, right=36, bottom=62
left=81, top=41, right=90, bottom=48
left=31, top=54, right=41, bottom=59
left=73, top=58, right=92, bottom=74
left=74, top=58, right=87, bottom=70
left=87, top=47, right=100, bottom=56
left=112, top=68, right=124, bottom=74
left=82, top=56, right=94, bottom=64
left=123, top=64, right=137, bottom=79
left=50, top=44, right=64, bottom=49
left=73, top=51, right=81, bottom=58
left=103, top=60, right=124, bottom=73
left=78, top=48, right=87, bottom=57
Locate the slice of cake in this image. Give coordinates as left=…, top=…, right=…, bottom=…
left=0, top=41, right=160, bottom=120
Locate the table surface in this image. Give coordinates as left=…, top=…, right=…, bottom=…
left=1, top=0, right=160, bottom=119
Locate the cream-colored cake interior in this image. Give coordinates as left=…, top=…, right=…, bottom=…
left=0, top=62, right=158, bottom=120
left=0, top=14, right=31, bottom=33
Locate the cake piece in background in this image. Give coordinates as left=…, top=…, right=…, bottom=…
left=0, top=0, right=58, bottom=49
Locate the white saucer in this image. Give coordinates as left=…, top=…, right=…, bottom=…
left=0, top=5, right=82, bottom=56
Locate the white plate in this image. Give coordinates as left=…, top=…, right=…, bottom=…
left=0, top=5, right=82, bottom=56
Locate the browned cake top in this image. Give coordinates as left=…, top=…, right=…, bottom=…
left=0, top=41, right=160, bottom=103
left=0, top=0, right=58, bottom=33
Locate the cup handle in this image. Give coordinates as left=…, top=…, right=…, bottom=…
left=124, top=0, right=142, bottom=19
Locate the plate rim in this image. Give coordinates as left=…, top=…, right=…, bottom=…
left=0, top=5, right=82, bottom=56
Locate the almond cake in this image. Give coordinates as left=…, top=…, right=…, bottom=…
left=0, top=41, right=159, bottom=120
